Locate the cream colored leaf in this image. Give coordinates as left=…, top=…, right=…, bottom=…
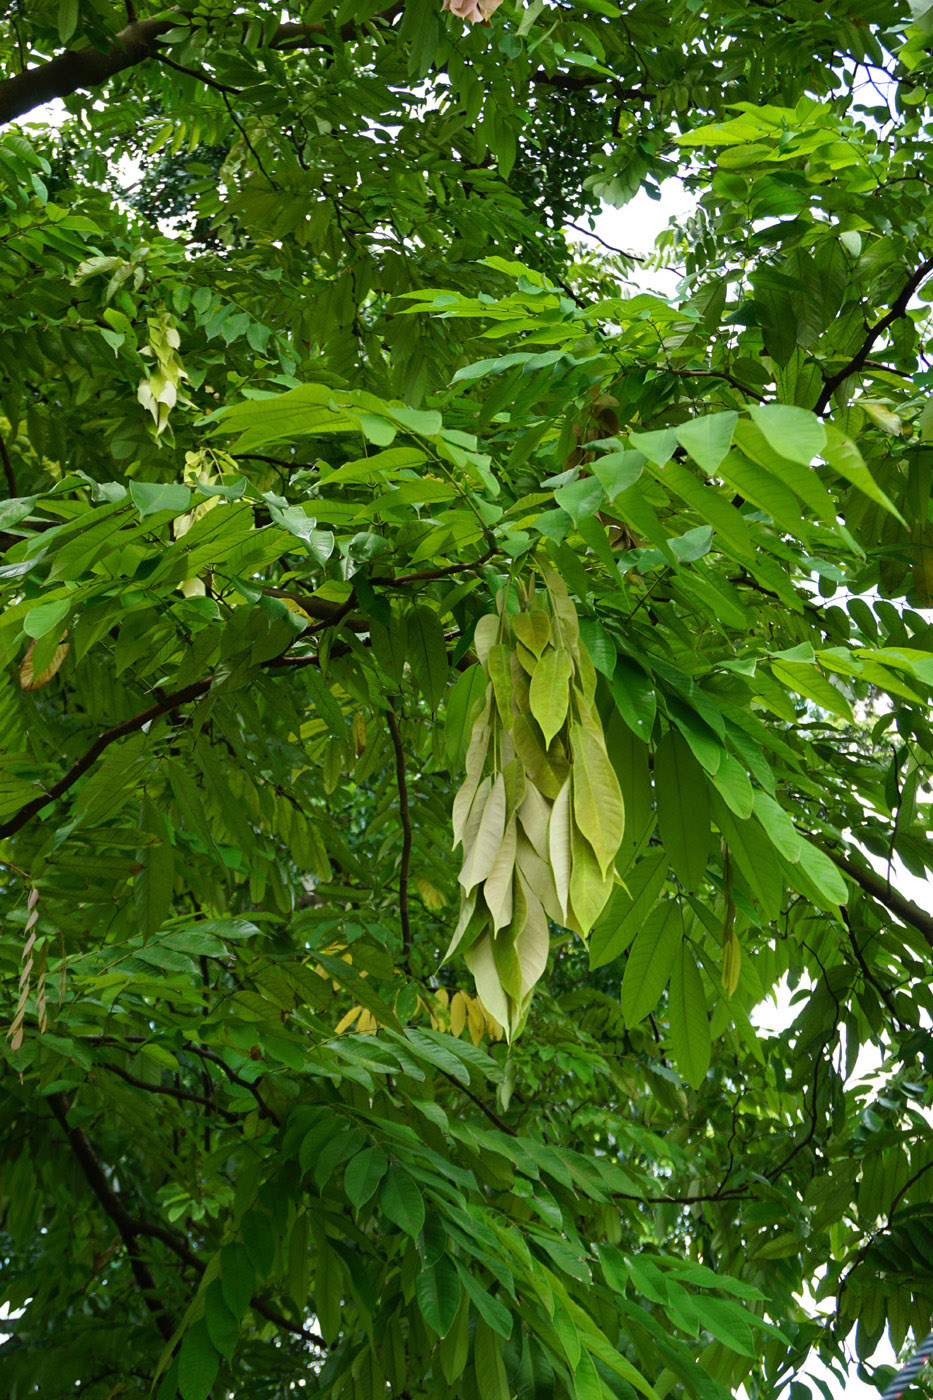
left=515, top=831, right=563, bottom=924
left=459, top=773, right=507, bottom=891
left=444, top=889, right=477, bottom=963
left=473, top=613, right=501, bottom=667
left=518, top=781, right=551, bottom=861
left=483, top=818, right=517, bottom=932
left=455, top=772, right=491, bottom=855
left=570, top=725, right=625, bottom=877
left=514, top=874, right=550, bottom=998
left=548, top=778, right=573, bottom=921
left=466, top=933, right=511, bottom=1038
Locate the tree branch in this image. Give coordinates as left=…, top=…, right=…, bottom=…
left=667, top=366, right=767, bottom=403
left=814, top=254, right=933, bottom=414
left=828, top=848, right=933, bottom=946
left=99, top=1061, right=239, bottom=1122
left=564, top=222, right=645, bottom=263
left=0, top=10, right=402, bottom=127
left=48, top=1091, right=175, bottom=1342
left=385, top=705, right=413, bottom=963
left=48, top=1091, right=324, bottom=1346
left=0, top=675, right=212, bottom=840
left=0, top=426, right=16, bottom=496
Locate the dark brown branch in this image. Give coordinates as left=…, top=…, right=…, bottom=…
left=151, top=51, right=242, bottom=95
left=0, top=675, right=211, bottom=840
left=0, top=427, right=16, bottom=496
left=531, top=72, right=646, bottom=100
left=385, top=706, right=413, bottom=962
left=48, top=1092, right=175, bottom=1342
left=814, top=253, right=933, bottom=414
left=827, top=848, right=933, bottom=947
left=370, top=544, right=496, bottom=588
left=565, top=222, right=645, bottom=263
left=49, top=1090, right=323, bottom=1346
left=0, top=10, right=402, bottom=127
left=99, top=1061, right=239, bottom=1122
left=221, top=90, right=278, bottom=190
left=182, top=1043, right=281, bottom=1126
left=667, top=367, right=767, bottom=403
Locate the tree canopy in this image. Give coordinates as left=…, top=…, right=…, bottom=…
left=3, top=2, right=933, bottom=1398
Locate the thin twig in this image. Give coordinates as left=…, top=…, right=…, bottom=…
left=0, top=426, right=15, bottom=496
left=99, top=1060, right=239, bottom=1122
left=385, top=705, right=412, bottom=963
left=221, top=91, right=278, bottom=190
left=815, top=253, right=933, bottom=414
left=565, top=222, right=645, bottom=263
left=666, top=366, right=766, bottom=403
left=152, top=50, right=241, bottom=94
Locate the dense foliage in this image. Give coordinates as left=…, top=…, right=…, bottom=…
left=2, top=2, right=933, bottom=1398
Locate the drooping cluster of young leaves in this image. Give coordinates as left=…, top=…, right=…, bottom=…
left=449, top=570, right=624, bottom=1035
left=3, top=2, right=933, bottom=1400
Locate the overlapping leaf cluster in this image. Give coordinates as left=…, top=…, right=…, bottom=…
left=449, top=570, right=624, bottom=1036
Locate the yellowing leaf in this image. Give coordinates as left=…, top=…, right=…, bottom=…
left=512, top=608, right=551, bottom=657
left=548, top=778, right=573, bottom=920
left=570, top=725, right=625, bottom=877
left=568, top=824, right=615, bottom=936
left=529, top=649, right=572, bottom=748
left=450, top=991, right=468, bottom=1037
left=19, top=637, right=70, bottom=690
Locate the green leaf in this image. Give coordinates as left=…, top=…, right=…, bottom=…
left=675, top=411, right=737, bottom=474
left=446, top=665, right=488, bottom=767
left=455, top=1259, right=513, bottom=1337
left=178, top=1321, right=219, bottom=1400
left=408, top=604, right=448, bottom=710
left=129, top=481, right=191, bottom=518
left=415, top=1257, right=462, bottom=1336
left=473, top=1316, right=511, bottom=1400
left=668, top=938, right=711, bottom=1088
left=204, top=1280, right=239, bottom=1360
left=23, top=597, right=71, bottom=640
left=219, top=1243, right=254, bottom=1321
left=621, top=899, right=681, bottom=1027
left=610, top=658, right=657, bottom=742
left=654, top=730, right=711, bottom=891
left=345, top=1147, right=388, bottom=1211
left=747, top=403, right=826, bottom=465
left=590, top=847, right=668, bottom=969
left=555, top=476, right=605, bottom=524
left=380, top=1166, right=425, bottom=1237
left=57, top=0, right=79, bottom=43
left=822, top=427, right=905, bottom=523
